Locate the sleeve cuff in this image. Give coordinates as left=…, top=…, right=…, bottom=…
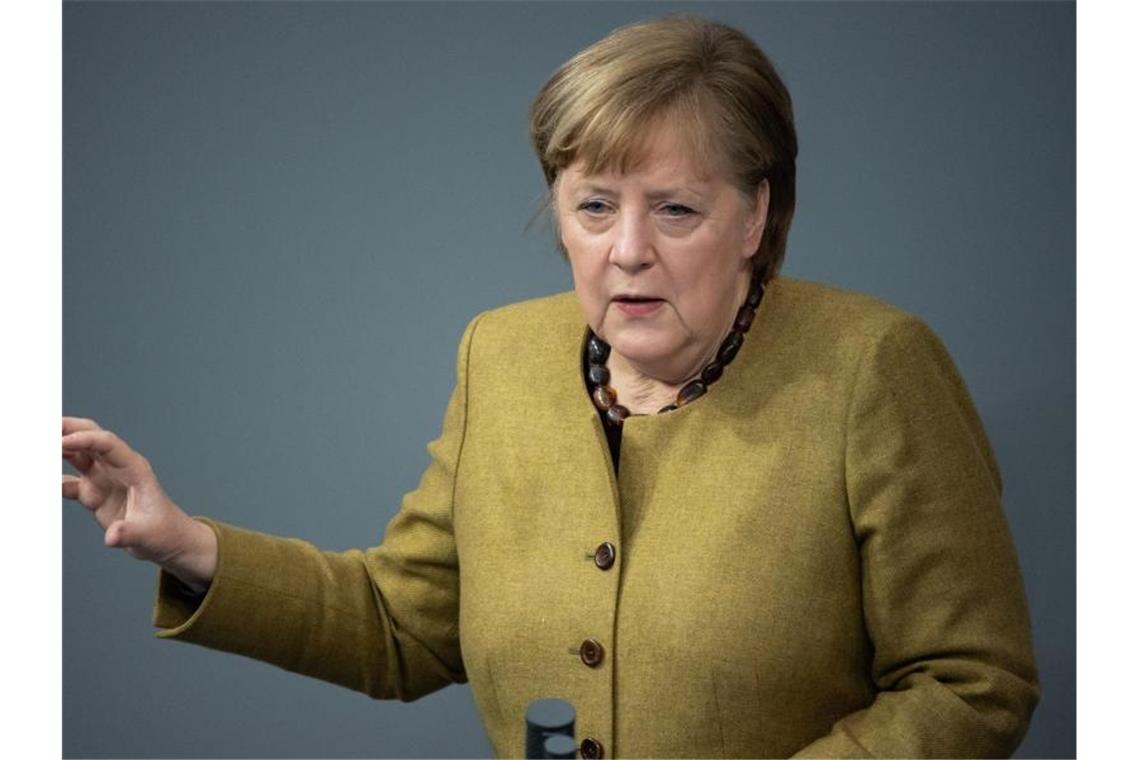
left=151, top=517, right=223, bottom=637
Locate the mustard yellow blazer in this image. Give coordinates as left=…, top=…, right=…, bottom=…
left=154, top=276, right=1039, bottom=758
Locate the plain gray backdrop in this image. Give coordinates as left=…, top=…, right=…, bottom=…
left=63, top=1, right=1074, bottom=757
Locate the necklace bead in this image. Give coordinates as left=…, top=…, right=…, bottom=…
left=734, top=304, right=756, bottom=332
left=605, top=405, right=631, bottom=426
left=746, top=285, right=763, bottom=309
left=700, top=361, right=724, bottom=384
left=592, top=385, right=617, bottom=410
left=717, top=331, right=745, bottom=364
left=587, top=335, right=610, bottom=364
left=587, top=364, right=611, bottom=386
left=677, top=380, right=708, bottom=406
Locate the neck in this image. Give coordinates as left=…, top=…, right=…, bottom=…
left=607, top=354, right=687, bottom=414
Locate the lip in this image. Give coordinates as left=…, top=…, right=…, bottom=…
left=612, top=296, right=665, bottom=317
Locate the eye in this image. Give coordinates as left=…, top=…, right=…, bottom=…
left=577, top=199, right=612, bottom=215
left=659, top=203, right=696, bottom=218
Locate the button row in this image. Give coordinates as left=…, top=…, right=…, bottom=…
left=579, top=544, right=612, bottom=760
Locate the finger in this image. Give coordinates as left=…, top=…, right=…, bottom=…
left=62, top=449, right=95, bottom=475
left=61, top=430, right=139, bottom=470
left=62, top=474, right=81, bottom=500
left=62, top=417, right=102, bottom=435
left=62, top=419, right=101, bottom=473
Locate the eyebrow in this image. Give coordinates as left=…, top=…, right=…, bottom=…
left=647, top=186, right=708, bottom=202
left=570, top=183, right=709, bottom=201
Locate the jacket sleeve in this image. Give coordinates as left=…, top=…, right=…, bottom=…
left=792, top=315, right=1040, bottom=758
left=151, top=312, right=483, bottom=702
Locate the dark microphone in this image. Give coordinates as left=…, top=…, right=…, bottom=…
left=524, top=698, right=576, bottom=759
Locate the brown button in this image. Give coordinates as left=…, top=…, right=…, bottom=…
left=579, top=638, right=604, bottom=667
left=580, top=737, right=604, bottom=759
left=593, top=542, right=616, bottom=570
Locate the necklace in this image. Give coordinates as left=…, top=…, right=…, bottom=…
left=585, top=269, right=766, bottom=428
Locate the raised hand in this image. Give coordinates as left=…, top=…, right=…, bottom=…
left=62, top=416, right=217, bottom=592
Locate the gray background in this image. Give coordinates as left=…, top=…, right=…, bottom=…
left=63, top=1, right=1074, bottom=757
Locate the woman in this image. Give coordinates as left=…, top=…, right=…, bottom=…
left=62, top=15, right=1038, bottom=758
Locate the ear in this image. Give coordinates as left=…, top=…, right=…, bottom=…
left=742, top=179, right=770, bottom=259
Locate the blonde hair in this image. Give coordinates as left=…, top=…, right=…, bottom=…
left=529, top=15, right=798, bottom=282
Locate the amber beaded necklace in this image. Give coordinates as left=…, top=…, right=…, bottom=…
left=586, top=269, right=766, bottom=428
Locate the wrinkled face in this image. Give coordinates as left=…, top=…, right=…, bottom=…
left=555, top=124, right=768, bottom=381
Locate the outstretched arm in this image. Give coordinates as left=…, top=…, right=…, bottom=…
left=149, top=312, right=483, bottom=702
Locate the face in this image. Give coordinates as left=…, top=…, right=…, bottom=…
left=555, top=124, right=768, bottom=384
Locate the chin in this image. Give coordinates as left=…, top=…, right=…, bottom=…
left=606, top=328, right=680, bottom=367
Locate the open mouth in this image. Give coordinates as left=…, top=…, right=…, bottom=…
left=613, top=296, right=665, bottom=315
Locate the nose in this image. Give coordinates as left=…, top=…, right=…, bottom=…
left=609, top=209, right=654, bottom=273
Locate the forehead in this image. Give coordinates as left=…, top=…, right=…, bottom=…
left=562, top=119, right=728, bottom=189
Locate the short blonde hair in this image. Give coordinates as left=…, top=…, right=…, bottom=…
left=529, top=15, right=798, bottom=282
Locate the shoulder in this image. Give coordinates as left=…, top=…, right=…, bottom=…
left=748, top=276, right=931, bottom=378
left=766, top=276, right=917, bottom=334
left=769, top=278, right=973, bottom=415
left=454, top=291, right=583, bottom=381
left=762, top=276, right=945, bottom=359
left=463, top=290, right=582, bottom=353
left=474, top=290, right=581, bottom=333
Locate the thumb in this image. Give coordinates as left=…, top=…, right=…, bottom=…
left=104, top=519, right=139, bottom=550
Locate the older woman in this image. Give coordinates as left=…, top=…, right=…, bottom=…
left=62, top=15, right=1038, bottom=758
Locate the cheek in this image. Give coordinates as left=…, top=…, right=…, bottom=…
left=571, top=268, right=607, bottom=314
left=667, top=244, right=741, bottom=325
left=560, top=215, right=590, bottom=262
left=670, top=278, right=713, bottom=327
left=563, top=225, right=602, bottom=272
left=565, top=240, right=609, bottom=318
